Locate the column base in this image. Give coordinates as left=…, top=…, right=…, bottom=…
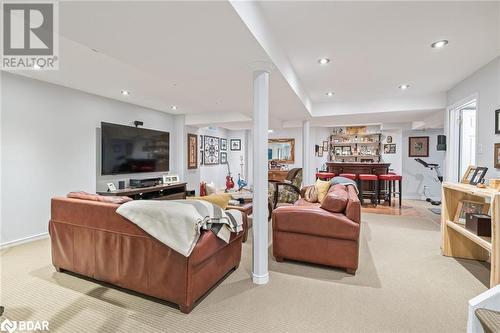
left=252, top=272, right=269, bottom=285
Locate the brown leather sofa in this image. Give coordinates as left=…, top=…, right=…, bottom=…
left=272, top=184, right=361, bottom=274
left=49, top=197, right=245, bottom=313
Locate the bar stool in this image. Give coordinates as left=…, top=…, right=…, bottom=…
left=379, top=174, right=402, bottom=207
left=358, top=174, right=379, bottom=205
left=339, top=173, right=357, bottom=181
left=316, top=172, right=335, bottom=181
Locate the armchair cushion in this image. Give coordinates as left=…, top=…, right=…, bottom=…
left=273, top=206, right=360, bottom=241
left=321, top=187, right=348, bottom=213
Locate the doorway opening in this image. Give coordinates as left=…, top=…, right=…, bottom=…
left=447, top=97, right=477, bottom=182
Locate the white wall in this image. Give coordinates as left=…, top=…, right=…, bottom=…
left=1, top=73, right=180, bottom=245
left=381, top=129, right=403, bottom=175
left=402, top=129, right=445, bottom=200
left=447, top=56, right=500, bottom=180
left=188, top=127, right=248, bottom=191
left=311, top=127, right=330, bottom=173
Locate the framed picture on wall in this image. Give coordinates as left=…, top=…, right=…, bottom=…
left=318, top=149, right=323, bottom=157
left=495, top=143, right=500, bottom=168
left=187, top=134, right=198, bottom=169
left=408, top=136, right=429, bottom=157
left=220, top=138, right=227, bottom=151
left=220, top=152, right=227, bottom=164
left=496, top=109, right=500, bottom=134
left=203, top=135, right=220, bottom=165
left=322, top=141, right=329, bottom=151
left=384, top=144, right=396, bottom=154
left=230, top=139, right=241, bottom=151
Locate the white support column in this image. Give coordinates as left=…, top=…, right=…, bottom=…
left=302, top=120, right=311, bottom=186
left=252, top=69, right=270, bottom=285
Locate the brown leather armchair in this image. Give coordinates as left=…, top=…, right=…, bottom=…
left=268, top=168, right=303, bottom=209
left=272, top=184, right=361, bottom=274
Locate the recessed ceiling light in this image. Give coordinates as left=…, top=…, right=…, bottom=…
left=399, top=84, right=410, bottom=90
left=170, top=105, right=178, bottom=110
left=268, top=129, right=274, bottom=133
left=121, top=90, right=130, bottom=96
left=326, top=91, right=334, bottom=97
left=431, top=40, right=449, bottom=48
left=318, top=58, right=330, bottom=65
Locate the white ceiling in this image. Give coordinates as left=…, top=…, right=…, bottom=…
left=10, top=1, right=308, bottom=127
left=8, top=1, right=500, bottom=130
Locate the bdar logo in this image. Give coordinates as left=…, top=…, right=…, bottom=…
left=0, top=319, right=17, bottom=333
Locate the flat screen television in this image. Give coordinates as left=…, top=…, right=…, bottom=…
left=101, top=122, right=170, bottom=175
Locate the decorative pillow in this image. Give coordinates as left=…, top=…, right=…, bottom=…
left=315, top=179, right=331, bottom=203
left=205, top=182, right=216, bottom=195
left=189, top=193, right=232, bottom=209
left=320, top=187, right=348, bottom=213
left=330, top=184, right=347, bottom=192
left=67, top=191, right=132, bottom=204
left=304, top=186, right=318, bottom=203
left=330, top=176, right=357, bottom=187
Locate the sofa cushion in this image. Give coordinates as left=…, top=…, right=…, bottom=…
left=321, top=187, right=348, bottom=213
left=67, top=191, right=132, bottom=205
left=303, top=185, right=319, bottom=203
left=272, top=206, right=360, bottom=241
left=188, top=193, right=231, bottom=209
left=315, top=179, right=331, bottom=203
left=294, top=198, right=321, bottom=207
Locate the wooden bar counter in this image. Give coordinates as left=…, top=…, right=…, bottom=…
left=326, top=162, right=390, bottom=176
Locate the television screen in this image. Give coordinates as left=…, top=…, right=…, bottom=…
left=101, top=122, right=169, bottom=175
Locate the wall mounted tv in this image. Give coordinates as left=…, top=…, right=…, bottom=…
left=101, top=122, right=170, bottom=175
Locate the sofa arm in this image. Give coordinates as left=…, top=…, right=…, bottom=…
left=468, top=285, right=500, bottom=333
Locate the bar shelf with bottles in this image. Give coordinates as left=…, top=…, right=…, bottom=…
left=329, top=133, right=382, bottom=163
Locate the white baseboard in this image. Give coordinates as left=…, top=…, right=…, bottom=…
left=0, top=232, right=49, bottom=250
left=404, top=195, right=441, bottom=201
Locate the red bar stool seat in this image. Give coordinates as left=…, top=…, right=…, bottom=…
left=339, top=173, right=357, bottom=180
left=358, top=174, right=378, bottom=181
left=316, top=172, right=335, bottom=180
left=358, top=174, right=379, bottom=206
left=379, top=174, right=403, bottom=207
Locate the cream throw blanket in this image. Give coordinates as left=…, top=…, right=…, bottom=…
left=116, top=200, right=243, bottom=257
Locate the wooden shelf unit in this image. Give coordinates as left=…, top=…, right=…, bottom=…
left=442, top=182, right=500, bottom=287
left=329, top=133, right=382, bottom=163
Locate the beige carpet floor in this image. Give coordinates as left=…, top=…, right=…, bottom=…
left=0, top=213, right=490, bottom=332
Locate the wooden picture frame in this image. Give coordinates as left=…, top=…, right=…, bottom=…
left=496, top=109, right=500, bottom=134
left=322, top=141, right=329, bottom=151
left=453, top=200, right=490, bottom=225
left=470, top=167, right=488, bottom=185
left=495, top=143, right=500, bottom=168
left=268, top=138, right=295, bottom=164
left=318, top=148, right=323, bottom=157
left=408, top=136, right=429, bottom=157
left=187, top=133, right=198, bottom=169
left=460, top=165, right=477, bottom=184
